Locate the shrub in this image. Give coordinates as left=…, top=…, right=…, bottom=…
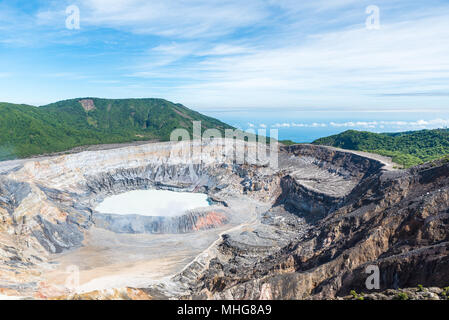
left=442, top=287, right=449, bottom=299
left=395, top=292, right=409, bottom=300
left=350, top=290, right=364, bottom=300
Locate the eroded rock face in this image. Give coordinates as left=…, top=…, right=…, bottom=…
left=189, top=159, right=449, bottom=300
left=93, top=210, right=228, bottom=234
left=79, top=99, right=95, bottom=112
left=1, top=139, right=445, bottom=300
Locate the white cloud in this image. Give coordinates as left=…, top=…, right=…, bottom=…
left=78, top=0, right=269, bottom=38
left=196, top=44, right=252, bottom=56
left=124, top=6, right=449, bottom=109
left=327, top=119, right=449, bottom=129
left=330, top=121, right=379, bottom=128
left=273, top=123, right=291, bottom=128
left=272, top=122, right=327, bottom=128
left=2, top=0, right=449, bottom=110
left=270, top=119, right=449, bottom=130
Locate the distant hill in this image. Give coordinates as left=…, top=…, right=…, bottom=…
left=0, top=98, right=233, bottom=160
left=313, top=129, right=449, bottom=167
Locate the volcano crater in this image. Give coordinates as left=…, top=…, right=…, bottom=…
left=0, top=139, right=409, bottom=298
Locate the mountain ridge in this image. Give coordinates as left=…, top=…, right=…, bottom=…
left=0, top=98, right=234, bottom=161
left=312, top=128, right=449, bottom=167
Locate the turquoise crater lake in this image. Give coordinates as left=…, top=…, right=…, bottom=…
left=95, top=190, right=210, bottom=217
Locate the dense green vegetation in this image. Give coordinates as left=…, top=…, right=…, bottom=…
left=3, top=98, right=448, bottom=168
left=313, top=129, right=449, bottom=168
left=279, top=139, right=298, bottom=146
left=0, top=98, right=233, bottom=160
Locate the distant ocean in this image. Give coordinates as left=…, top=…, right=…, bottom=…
left=204, top=109, right=449, bottom=143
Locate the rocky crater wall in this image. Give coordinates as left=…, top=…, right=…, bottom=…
left=93, top=209, right=228, bottom=234
left=274, top=144, right=387, bottom=222
left=0, top=141, right=387, bottom=255
left=0, top=140, right=395, bottom=298
left=281, top=144, right=385, bottom=180
left=190, top=159, right=449, bottom=300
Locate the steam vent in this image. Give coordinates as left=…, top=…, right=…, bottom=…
left=0, top=139, right=448, bottom=300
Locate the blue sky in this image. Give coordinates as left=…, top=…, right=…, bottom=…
left=1, top=0, right=449, bottom=138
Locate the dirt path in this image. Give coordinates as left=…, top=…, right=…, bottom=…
left=321, top=145, right=400, bottom=171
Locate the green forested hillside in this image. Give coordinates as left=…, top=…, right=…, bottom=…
left=313, top=129, right=449, bottom=167
left=0, top=98, right=233, bottom=160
